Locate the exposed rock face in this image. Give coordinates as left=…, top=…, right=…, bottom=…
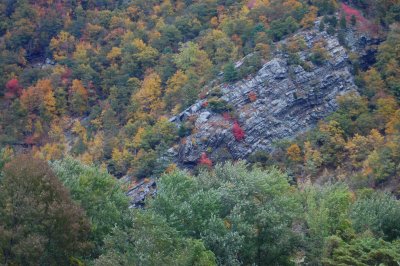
left=126, top=178, right=157, bottom=208
left=170, top=26, right=361, bottom=167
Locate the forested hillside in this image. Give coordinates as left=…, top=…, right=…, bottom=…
left=1, top=0, right=400, bottom=265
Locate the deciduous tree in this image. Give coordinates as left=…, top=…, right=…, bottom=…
left=0, top=155, right=92, bottom=265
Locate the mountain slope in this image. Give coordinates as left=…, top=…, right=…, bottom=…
left=171, top=22, right=372, bottom=167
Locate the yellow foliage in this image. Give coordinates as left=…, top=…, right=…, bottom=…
left=283, top=0, right=302, bottom=10
left=73, top=42, right=91, bottom=64
left=133, top=127, right=146, bottom=149
left=132, top=72, right=165, bottom=121
left=255, top=43, right=271, bottom=59
left=165, top=163, right=177, bottom=173
left=224, top=219, right=232, bottom=229
left=50, top=31, right=75, bottom=61
left=86, top=132, right=104, bottom=163
left=71, top=79, right=88, bottom=99
left=49, top=121, right=65, bottom=142
left=368, top=129, right=384, bottom=148
left=252, top=0, right=270, bottom=8
left=240, top=5, right=250, bottom=17
left=112, top=148, right=129, bottom=162
left=1, top=146, right=14, bottom=162
left=301, top=6, right=318, bottom=29
left=36, top=143, right=65, bottom=161
left=304, top=141, right=323, bottom=174
left=345, top=134, right=371, bottom=167
left=80, top=152, right=94, bottom=165
left=210, top=17, right=219, bottom=27
left=376, top=97, right=398, bottom=123
left=20, top=79, right=56, bottom=116
left=70, top=79, right=89, bottom=115
left=107, top=47, right=122, bottom=61
left=164, top=70, right=189, bottom=113
left=385, top=109, right=400, bottom=135
left=363, top=68, right=386, bottom=95
left=287, top=144, right=302, bottom=162
left=72, top=120, right=87, bottom=143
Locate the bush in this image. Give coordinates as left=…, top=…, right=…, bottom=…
left=208, top=97, right=233, bottom=113
left=237, top=54, right=263, bottom=79
left=269, top=16, right=299, bottom=41
left=198, top=152, right=213, bottom=168
left=223, top=62, right=238, bottom=82
left=309, top=41, right=330, bottom=65
left=232, top=121, right=245, bottom=141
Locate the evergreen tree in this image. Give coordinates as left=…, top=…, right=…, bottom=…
left=223, top=62, right=238, bottom=82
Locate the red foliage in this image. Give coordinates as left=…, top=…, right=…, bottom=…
left=222, top=112, right=232, bottom=121
left=248, top=91, right=257, bottom=102
left=5, top=78, right=22, bottom=99
left=341, top=3, right=379, bottom=35
left=247, top=0, right=256, bottom=9
left=199, top=152, right=213, bottom=168
left=232, top=121, right=245, bottom=141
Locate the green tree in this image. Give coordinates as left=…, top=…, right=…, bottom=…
left=223, top=62, right=238, bottom=82
left=199, top=29, right=238, bottom=66
left=174, top=41, right=213, bottom=84
left=351, top=192, right=400, bottom=240
left=322, top=233, right=400, bottom=266
left=269, top=16, right=299, bottom=41
left=94, top=210, right=216, bottom=266
left=302, top=183, right=354, bottom=263
left=50, top=158, right=129, bottom=254
left=149, top=162, right=303, bottom=265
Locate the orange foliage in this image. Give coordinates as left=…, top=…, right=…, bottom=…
left=20, top=79, right=56, bottom=116
left=287, top=144, right=302, bottom=162
left=248, top=91, right=257, bottom=102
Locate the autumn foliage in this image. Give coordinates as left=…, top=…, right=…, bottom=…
left=232, top=121, right=245, bottom=141
left=248, top=91, right=257, bottom=102
left=341, top=3, right=379, bottom=34
left=199, top=152, right=213, bottom=168
left=5, top=79, right=22, bottom=99
left=287, top=144, right=302, bottom=162
left=0, top=155, right=92, bottom=264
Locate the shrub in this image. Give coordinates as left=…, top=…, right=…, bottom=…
left=237, top=54, right=263, bottom=79
left=209, top=87, right=223, bottom=97
left=223, top=62, right=238, bottom=82
left=232, top=121, right=245, bottom=141
left=248, top=91, right=257, bottom=102
left=309, top=41, right=330, bottom=65
left=208, top=97, right=233, bottom=113
left=269, top=16, right=299, bottom=41
left=198, top=152, right=212, bottom=168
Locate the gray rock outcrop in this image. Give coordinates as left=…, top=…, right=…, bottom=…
left=170, top=26, right=363, bottom=167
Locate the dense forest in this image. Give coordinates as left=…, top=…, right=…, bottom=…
left=1, top=0, right=400, bottom=265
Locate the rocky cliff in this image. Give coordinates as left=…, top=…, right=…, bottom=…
left=168, top=23, right=373, bottom=168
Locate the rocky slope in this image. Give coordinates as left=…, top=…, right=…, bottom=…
left=168, top=23, right=374, bottom=168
